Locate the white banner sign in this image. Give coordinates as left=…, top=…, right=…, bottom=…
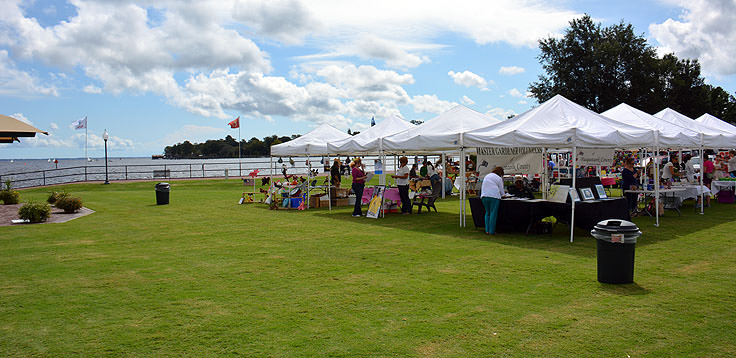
left=476, top=147, right=544, bottom=177
left=575, top=148, right=615, bottom=166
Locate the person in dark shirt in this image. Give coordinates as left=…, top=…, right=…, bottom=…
left=508, top=179, right=535, bottom=199
left=621, top=157, right=639, bottom=213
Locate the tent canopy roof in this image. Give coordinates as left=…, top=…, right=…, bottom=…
left=270, top=123, right=350, bottom=156
left=0, top=114, right=48, bottom=138
left=696, top=113, right=736, bottom=135
left=463, top=95, right=654, bottom=148
left=601, top=103, right=700, bottom=148
left=654, top=108, right=736, bottom=148
left=382, top=105, right=501, bottom=152
left=327, top=115, right=414, bottom=154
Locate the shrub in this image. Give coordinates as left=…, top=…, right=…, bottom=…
left=0, top=190, right=20, bottom=205
left=18, top=201, right=52, bottom=223
left=55, top=196, right=83, bottom=213
left=47, top=191, right=70, bottom=205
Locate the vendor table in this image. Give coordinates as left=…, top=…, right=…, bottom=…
left=468, top=197, right=630, bottom=234
left=713, top=180, right=736, bottom=191
left=672, top=185, right=711, bottom=201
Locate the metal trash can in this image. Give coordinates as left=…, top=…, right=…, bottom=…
left=590, top=219, right=641, bottom=284
left=155, top=182, right=170, bottom=205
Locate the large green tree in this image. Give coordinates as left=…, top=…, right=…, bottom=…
left=529, top=15, right=736, bottom=123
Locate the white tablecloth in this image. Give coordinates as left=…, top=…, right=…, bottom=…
left=670, top=185, right=711, bottom=201
left=712, top=181, right=736, bottom=191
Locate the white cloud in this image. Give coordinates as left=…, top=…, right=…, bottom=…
left=509, top=88, right=523, bottom=97
left=486, top=106, right=516, bottom=120
left=49, top=122, right=58, bottom=130
left=517, top=100, right=528, bottom=105
left=650, top=0, right=736, bottom=75
left=352, top=35, right=430, bottom=69
left=10, top=112, right=32, bottom=125
left=232, top=0, right=321, bottom=45
left=448, top=70, right=489, bottom=90
left=0, top=51, right=58, bottom=97
left=411, top=94, right=456, bottom=114
left=461, top=95, right=475, bottom=105
left=499, top=66, right=525, bottom=75
left=83, top=85, right=101, bottom=94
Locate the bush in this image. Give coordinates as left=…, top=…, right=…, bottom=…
left=55, top=196, right=83, bottom=213
left=18, top=201, right=52, bottom=223
left=47, top=191, right=70, bottom=205
left=0, top=190, right=20, bottom=205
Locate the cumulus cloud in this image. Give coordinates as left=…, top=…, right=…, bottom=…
left=353, top=35, right=430, bottom=69
left=0, top=51, right=58, bottom=97
left=49, top=122, right=58, bottom=130
left=83, top=85, right=101, bottom=94
left=10, top=112, right=32, bottom=125
left=486, top=106, right=516, bottom=120
left=232, top=0, right=321, bottom=45
left=411, top=94, right=456, bottom=114
left=509, top=88, right=523, bottom=97
left=499, top=66, right=525, bottom=75
left=461, top=95, right=475, bottom=105
left=448, top=70, right=489, bottom=90
left=650, top=0, right=736, bottom=75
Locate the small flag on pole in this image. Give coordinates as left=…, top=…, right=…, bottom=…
left=371, top=116, right=375, bottom=127
left=72, top=116, right=87, bottom=130
left=228, top=117, right=240, bottom=128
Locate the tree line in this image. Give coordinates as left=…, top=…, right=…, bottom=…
left=163, top=135, right=298, bottom=159
left=530, top=15, right=736, bottom=122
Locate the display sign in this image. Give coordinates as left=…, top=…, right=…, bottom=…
left=476, top=147, right=543, bottom=177
left=549, top=184, right=570, bottom=203
left=366, top=186, right=385, bottom=219
left=374, top=159, right=384, bottom=175
left=575, top=148, right=615, bottom=166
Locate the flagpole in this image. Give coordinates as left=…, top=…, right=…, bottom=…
left=85, top=119, right=88, bottom=163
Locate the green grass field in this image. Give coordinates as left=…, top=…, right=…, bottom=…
left=1, top=179, right=735, bottom=357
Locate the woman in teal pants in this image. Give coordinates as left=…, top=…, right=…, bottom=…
left=480, top=167, right=505, bottom=235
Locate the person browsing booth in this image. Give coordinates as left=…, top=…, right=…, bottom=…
left=391, top=156, right=412, bottom=214
left=481, top=166, right=505, bottom=235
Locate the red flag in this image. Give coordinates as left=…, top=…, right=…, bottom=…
left=228, top=117, right=240, bottom=128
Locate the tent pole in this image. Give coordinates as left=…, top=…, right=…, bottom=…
left=570, top=146, right=577, bottom=243
left=307, top=151, right=311, bottom=210
left=460, top=148, right=466, bottom=227
left=542, top=148, right=548, bottom=200
left=654, top=145, right=660, bottom=227
left=700, top=141, right=704, bottom=215
left=441, top=152, right=446, bottom=199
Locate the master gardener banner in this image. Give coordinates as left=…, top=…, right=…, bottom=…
left=476, top=147, right=543, bottom=177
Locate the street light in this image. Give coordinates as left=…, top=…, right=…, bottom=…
left=103, top=129, right=110, bottom=184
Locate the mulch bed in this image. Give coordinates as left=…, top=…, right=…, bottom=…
left=0, top=203, right=95, bottom=226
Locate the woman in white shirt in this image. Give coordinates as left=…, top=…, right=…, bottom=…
left=391, top=156, right=412, bottom=214
left=481, top=166, right=505, bottom=235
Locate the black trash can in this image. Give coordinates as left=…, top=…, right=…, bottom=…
left=155, top=182, right=170, bottom=205
left=590, top=219, right=641, bottom=284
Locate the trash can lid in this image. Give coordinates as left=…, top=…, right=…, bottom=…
left=156, top=182, right=170, bottom=186
left=593, top=219, right=639, bottom=233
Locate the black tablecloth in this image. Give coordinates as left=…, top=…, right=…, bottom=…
left=469, top=197, right=630, bottom=233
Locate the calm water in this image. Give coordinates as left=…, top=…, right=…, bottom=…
left=0, top=156, right=399, bottom=188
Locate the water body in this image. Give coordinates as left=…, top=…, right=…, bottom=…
left=0, top=156, right=402, bottom=188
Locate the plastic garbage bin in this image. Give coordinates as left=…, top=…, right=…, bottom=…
left=590, top=219, right=641, bottom=284
left=155, top=182, right=170, bottom=205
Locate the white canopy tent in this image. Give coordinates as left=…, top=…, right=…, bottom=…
left=695, top=113, right=736, bottom=136
left=382, top=105, right=501, bottom=152
left=462, top=95, right=656, bottom=242
left=601, top=103, right=703, bottom=226
left=654, top=108, right=736, bottom=149
left=326, top=115, right=415, bottom=154
left=271, top=123, right=351, bottom=157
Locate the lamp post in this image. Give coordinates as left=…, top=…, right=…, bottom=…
left=103, top=129, right=110, bottom=184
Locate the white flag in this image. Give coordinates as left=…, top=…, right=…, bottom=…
left=72, top=116, right=87, bottom=130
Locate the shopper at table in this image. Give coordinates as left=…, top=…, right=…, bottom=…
left=728, top=150, right=736, bottom=177
left=391, top=156, right=412, bottom=215
left=409, top=163, right=418, bottom=179
left=481, top=166, right=505, bottom=235
left=351, top=158, right=367, bottom=217
left=703, top=150, right=715, bottom=189
left=330, top=158, right=341, bottom=188
left=661, top=156, right=677, bottom=188
left=621, top=158, right=639, bottom=213
left=508, top=178, right=535, bottom=199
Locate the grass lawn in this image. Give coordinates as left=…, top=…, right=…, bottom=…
left=1, top=179, right=735, bottom=357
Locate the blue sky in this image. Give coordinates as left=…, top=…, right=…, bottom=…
left=2, top=0, right=735, bottom=159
